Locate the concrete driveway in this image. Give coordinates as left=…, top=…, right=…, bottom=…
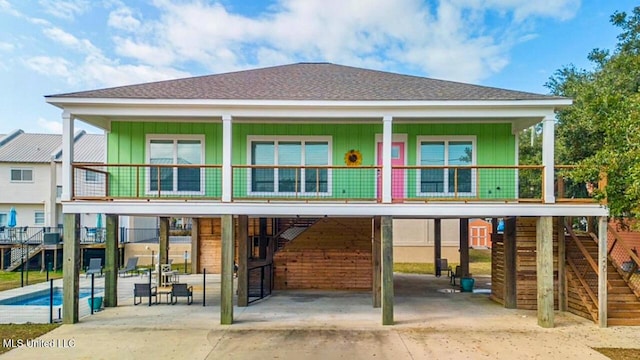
left=2, top=273, right=639, bottom=359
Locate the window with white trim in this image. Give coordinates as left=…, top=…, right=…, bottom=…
left=34, top=211, right=45, bottom=225
left=85, top=171, right=99, bottom=182
left=418, top=137, right=475, bottom=196
left=11, top=168, right=33, bottom=182
left=249, top=137, right=331, bottom=195
left=0, top=213, right=6, bottom=227
left=146, top=135, right=204, bottom=194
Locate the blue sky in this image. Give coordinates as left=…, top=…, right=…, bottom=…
left=0, top=0, right=637, bottom=134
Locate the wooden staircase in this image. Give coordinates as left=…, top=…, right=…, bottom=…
left=566, top=229, right=640, bottom=326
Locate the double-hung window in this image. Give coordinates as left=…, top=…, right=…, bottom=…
left=146, top=135, right=204, bottom=195
left=11, top=168, right=33, bottom=182
left=249, top=137, right=331, bottom=195
left=418, top=137, right=475, bottom=197
left=34, top=211, right=45, bottom=225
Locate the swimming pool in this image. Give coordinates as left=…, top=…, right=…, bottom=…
left=0, top=288, right=102, bottom=306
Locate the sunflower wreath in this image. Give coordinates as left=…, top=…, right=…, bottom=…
left=344, top=149, right=363, bottom=166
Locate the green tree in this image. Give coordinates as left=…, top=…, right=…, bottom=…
left=546, top=7, right=640, bottom=218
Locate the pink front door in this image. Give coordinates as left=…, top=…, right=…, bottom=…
left=377, top=142, right=405, bottom=200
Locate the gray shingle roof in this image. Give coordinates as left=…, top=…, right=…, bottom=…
left=47, top=63, right=559, bottom=101
left=0, top=132, right=104, bottom=163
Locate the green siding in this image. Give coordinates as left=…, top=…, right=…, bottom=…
left=107, top=121, right=223, bottom=198
left=106, top=121, right=515, bottom=200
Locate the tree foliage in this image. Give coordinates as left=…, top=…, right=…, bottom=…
left=546, top=7, right=640, bottom=218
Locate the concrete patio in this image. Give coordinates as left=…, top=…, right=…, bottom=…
left=1, top=273, right=640, bottom=359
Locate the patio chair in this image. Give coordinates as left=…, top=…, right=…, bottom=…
left=436, top=259, right=452, bottom=278
left=171, top=283, right=193, bottom=305
left=118, top=257, right=139, bottom=277
left=450, top=265, right=462, bottom=286
left=134, top=283, right=157, bottom=305
left=85, top=258, right=103, bottom=278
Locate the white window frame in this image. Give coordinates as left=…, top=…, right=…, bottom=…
left=0, top=213, right=7, bottom=227
left=247, top=136, right=333, bottom=197
left=417, top=136, right=477, bottom=197
left=85, top=170, right=100, bottom=183
left=145, top=135, right=205, bottom=196
left=34, top=211, right=45, bottom=225
left=10, top=168, right=33, bottom=183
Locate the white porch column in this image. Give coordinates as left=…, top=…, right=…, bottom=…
left=542, top=115, right=555, bottom=203
left=61, top=112, right=74, bottom=202
left=598, top=216, right=608, bottom=328
left=222, top=114, right=233, bottom=202
left=382, top=115, right=393, bottom=203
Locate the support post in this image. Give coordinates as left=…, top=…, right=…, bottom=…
left=61, top=112, right=74, bottom=201
left=372, top=217, right=381, bottom=308
left=222, top=114, right=233, bottom=202
left=542, top=115, right=556, bottom=204
left=237, top=215, right=249, bottom=307
left=381, top=115, right=393, bottom=203
left=381, top=215, right=393, bottom=325
left=159, top=217, right=169, bottom=267
left=504, top=217, right=517, bottom=309
left=62, top=213, right=80, bottom=324
left=104, top=214, right=119, bottom=307
left=459, top=218, right=469, bottom=277
left=191, top=218, right=199, bottom=274
left=434, top=219, right=442, bottom=276
left=598, top=216, right=608, bottom=328
left=221, top=215, right=234, bottom=324
left=536, top=216, right=554, bottom=328
left=557, top=216, right=567, bottom=312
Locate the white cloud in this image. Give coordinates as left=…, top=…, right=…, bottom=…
left=25, top=56, right=71, bottom=77
left=0, top=41, right=14, bottom=52
left=108, top=6, right=141, bottom=31
left=37, top=117, right=63, bottom=134
left=17, top=0, right=582, bottom=90
left=124, top=0, right=578, bottom=83
left=43, top=27, right=101, bottom=56
left=38, top=0, right=90, bottom=20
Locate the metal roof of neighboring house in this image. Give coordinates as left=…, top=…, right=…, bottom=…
left=0, top=131, right=104, bottom=163
left=46, top=62, right=561, bottom=101
left=58, top=133, right=105, bottom=163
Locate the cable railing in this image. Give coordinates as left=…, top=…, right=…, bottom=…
left=555, top=165, right=605, bottom=203
left=72, top=162, right=601, bottom=204
left=565, top=224, right=600, bottom=313
left=391, top=165, right=544, bottom=202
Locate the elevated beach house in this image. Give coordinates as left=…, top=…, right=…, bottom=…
left=46, top=63, right=609, bottom=327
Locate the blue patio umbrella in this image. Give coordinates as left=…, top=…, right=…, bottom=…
left=96, top=213, right=103, bottom=229
left=8, top=207, right=17, bottom=228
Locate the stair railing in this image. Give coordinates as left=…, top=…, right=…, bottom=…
left=564, top=224, right=601, bottom=311
left=607, top=224, right=640, bottom=298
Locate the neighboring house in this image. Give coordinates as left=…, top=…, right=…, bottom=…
left=0, top=129, right=103, bottom=229
left=46, top=63, right=609, bottom=327
left=469, top=218, right=493, bottom=248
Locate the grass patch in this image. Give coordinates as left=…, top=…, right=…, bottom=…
left=0, top=324, right=61, bottom=355
left=394, top=249, right=492, bottom=276
left=0, top=270, right=63, bottom=292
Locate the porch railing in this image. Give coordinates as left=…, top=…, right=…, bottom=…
left=555, top=165, right=605, bottom=203
left=391, top=165, right=544, bottom=202
left=232, top=165, right=381, bottom=201
left=72, top=163, right=600, bottom=203
left=73, top=163, right=222, bottom=200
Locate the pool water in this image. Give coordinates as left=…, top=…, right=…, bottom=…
left=0, top=288, right=101, bottom=306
